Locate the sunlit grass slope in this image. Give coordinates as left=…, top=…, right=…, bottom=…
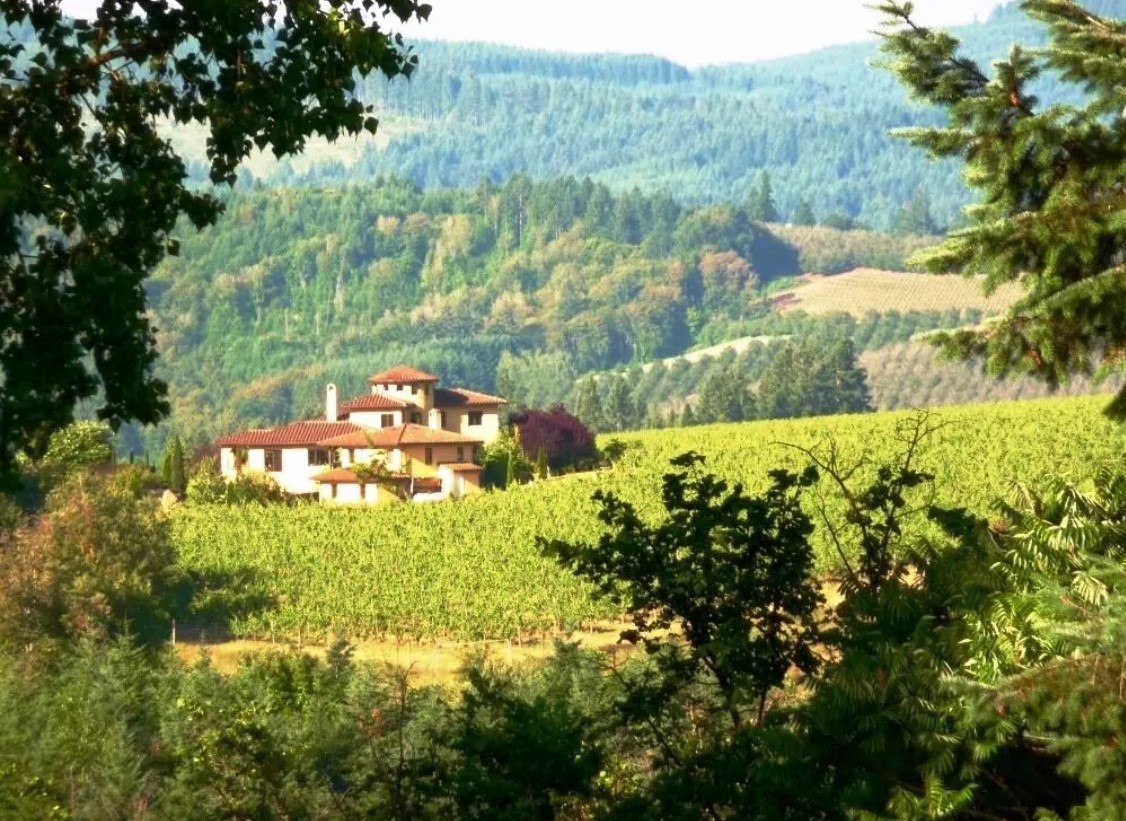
left=174, top=395, right=1124, bottom=643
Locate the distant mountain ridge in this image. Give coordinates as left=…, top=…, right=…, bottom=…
left=244, top=0, right=1120, bottom=229
left=292, top=1, right=1123, bottom=228
left=8, top=2, right=1126, bottom=228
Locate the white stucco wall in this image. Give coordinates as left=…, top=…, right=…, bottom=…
left=438, top=408, right=501, bottom=444
left=437, top=465, right=484, bottom=499
left=320, top=482, right=389, bottom=506
left=348, top=410, right=403, bottom=429
left=224, top=447, right=328, bottom=495
left=220, top=448, right=237, bottom=478
left=339, top=447, right=399, bottom=471
left=369, top=381, right=434, bottom=410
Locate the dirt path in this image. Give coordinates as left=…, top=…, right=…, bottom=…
left=174, top=622, right=637, bottom=686
left=174, top=586, right=846, bottom=686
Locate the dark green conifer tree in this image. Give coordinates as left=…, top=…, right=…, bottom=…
left=878, top=0, right=1126, bottom=418
left=169, top=435, right=186, bottom=495
left=892, top=187, right=938, bottom=236
left=604, top=377, right=635, bottom=433
left=793, top=198, right=817, bottom=226
left=749, top=170, right=779, bottom=223
left=696, top=367, right=750, bottom=424
left=572, top=378, right=605, bottom=433
left=812, top=338, right=873, bottom=416
left=679, top=403, right=697, bottom=428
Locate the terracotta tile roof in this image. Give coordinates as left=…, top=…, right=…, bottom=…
left=441, top=462, right=484, bottom=473
left=339, top=392, right=411, bottom=413
left=312, top=468, right=363, bottom=485
left=368, top=366, right=440, bottom=384
left=318, top=423, right=482, bottom=449
left=217, top=421, right=362, bottom=448
left=434, top=387, right=507, bottom=408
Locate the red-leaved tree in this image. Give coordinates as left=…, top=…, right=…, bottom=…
left=510, top=407, right=597, bottom=473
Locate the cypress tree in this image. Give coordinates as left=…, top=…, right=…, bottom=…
left=160, top=448, right=172, bottom=487
left=878, top=0, right=1126, bottom=418
left=169, top=435, right=186, bottom=495
left=604, top=377, right=635, bottom=433
left=749, top=170, right=779, bottom=223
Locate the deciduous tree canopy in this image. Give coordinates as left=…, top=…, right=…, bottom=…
left=0, top=0, right=430, bottom=478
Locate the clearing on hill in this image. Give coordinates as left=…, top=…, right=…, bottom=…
left=772, top=268, right=1023, bottom=318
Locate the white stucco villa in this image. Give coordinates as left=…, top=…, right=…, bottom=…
left=216, top=366, right=505, bottom=504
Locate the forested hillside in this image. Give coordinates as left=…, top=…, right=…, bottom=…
left=143, top=176, right=935, bottom=450
left=170, top=0, right=1123, bottom=229
left=8, top=2, right=1126, bottom=235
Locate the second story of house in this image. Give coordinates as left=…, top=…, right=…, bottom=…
left=335, top=366, right=505, bottom=443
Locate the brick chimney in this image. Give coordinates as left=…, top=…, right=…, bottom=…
left=326, top=384, right=338, bottom=422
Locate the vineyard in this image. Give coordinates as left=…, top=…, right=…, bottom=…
left=174, top=395, right=1126, bottom=642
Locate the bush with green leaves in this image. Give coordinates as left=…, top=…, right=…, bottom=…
left=0, top=637, right=611, bottom=821
left=37, top=421, right=114, bottom=478
left=0, top=472, right=178, bottom=650
left=185, top=459, right=286, bottom=506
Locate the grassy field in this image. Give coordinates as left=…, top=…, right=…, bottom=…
left=775, top=268, right=1023, bottom=317
left=861, top=341, right=1123, bottom=411
left=174, top=395, right=1125, bottom=643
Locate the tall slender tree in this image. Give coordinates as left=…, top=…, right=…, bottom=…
left=749, top=170, right=780, bottom=223
left=572, top=378, right=605, bottom=433
left=696, top=367, right=751, bottom=424
left=604, top=377, right=636, bottom=433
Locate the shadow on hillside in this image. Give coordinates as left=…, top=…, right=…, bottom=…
left=170, top=567, right=278, bottom=644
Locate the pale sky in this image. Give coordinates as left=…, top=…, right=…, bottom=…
left=58, top=0, right=1009, bottom=67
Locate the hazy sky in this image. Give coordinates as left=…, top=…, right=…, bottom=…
left=58, top=0, right=1009, bottom=66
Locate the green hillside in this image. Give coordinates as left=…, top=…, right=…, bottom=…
left=143, top=177, right=937, bottom=450
left=9, top=2, right=1126, bottom=231
left=186, top=1, right=1125, bottom=229
left=174, top=394, right=1126, bottom=642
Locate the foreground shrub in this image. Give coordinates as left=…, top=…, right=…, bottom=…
left=0, top=473, right=178, bottom=650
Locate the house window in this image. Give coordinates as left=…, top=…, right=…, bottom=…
left=309, top=448, right=331, bottom=467
left=425, top=447, right=433, bottom=465
left=457, top=447, right=464, bottom=462
left=264, top=449, right=282, bottom=472
left=439, top=411, right=447, bottom=429
left=468, top=411, right=483, bottom=426
left=381, top=413, right=394, bottom=428
left=411, top=412, right=422, bottom=424
left=361, top=483, right=368, bottom=501
left=330, top=484, right=337, bottom=499
left=412, top=385, right=419, bottom=395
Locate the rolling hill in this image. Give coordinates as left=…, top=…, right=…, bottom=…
left=165, top=0, right=1126, bottom=230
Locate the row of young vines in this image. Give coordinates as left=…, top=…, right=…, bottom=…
left=173, top=395, right=1125, bottom=642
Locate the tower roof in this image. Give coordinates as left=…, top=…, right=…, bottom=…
left=367, top=366, right=440, bottom=385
